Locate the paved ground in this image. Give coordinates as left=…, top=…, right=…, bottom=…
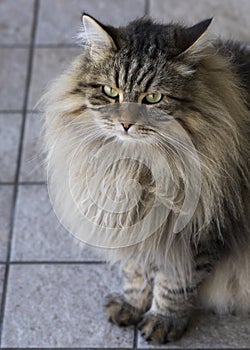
left=0, top=0, right=249, bottom=348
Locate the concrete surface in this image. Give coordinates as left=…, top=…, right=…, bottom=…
left=0, top=0, right=249, bottom=348
left=0, top=49, right=29, bottom=110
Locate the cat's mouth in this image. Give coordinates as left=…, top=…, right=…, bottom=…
left=101, top=119, right=155, bottom=140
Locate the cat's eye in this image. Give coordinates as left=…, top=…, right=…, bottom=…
left=103, top=85, right=119, bottom=99
left=143, top=92, right=163, bottom=104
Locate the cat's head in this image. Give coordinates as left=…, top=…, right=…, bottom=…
left=70, top=15, right=213, bottom=141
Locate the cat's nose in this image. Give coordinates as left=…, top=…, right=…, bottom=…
left=121, top=122, right=133, bottom=132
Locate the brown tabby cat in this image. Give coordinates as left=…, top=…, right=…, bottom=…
left=43, top=14, right=250, bottom=344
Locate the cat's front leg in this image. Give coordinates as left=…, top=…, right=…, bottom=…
left=105, top=259, right=153, bottom=326
left=138, top=244, right=221, bottom=344
left=138, top=270, right=193, bottom=344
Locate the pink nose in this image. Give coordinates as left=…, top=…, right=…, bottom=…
left=121, top=123, right=133, bottom=132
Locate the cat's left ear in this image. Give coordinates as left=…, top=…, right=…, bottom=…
left=80, top=14, right=117, bottom=56
left=177, top=18, right=213, bottom=56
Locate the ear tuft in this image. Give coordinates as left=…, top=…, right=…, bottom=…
left=80, top=14, right=116, bottom=55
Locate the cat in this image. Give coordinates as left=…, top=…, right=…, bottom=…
left=42, top=14, right=250, bottom=344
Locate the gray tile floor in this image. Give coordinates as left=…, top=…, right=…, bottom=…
left=0, top=0, right=249, bottom=348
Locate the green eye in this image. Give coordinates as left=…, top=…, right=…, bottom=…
left=144, top=92, right=162, bottom=104
left=103, top=85, right=119, bottom=98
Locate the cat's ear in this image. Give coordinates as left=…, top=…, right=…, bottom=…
left=80, top=14, right=116, bottom=56
left=177, top=18, right=213, bottom=56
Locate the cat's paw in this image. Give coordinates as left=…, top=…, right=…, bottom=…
left=104, top=293, right=143, bottom=326
left=138, top=311, right=188, bottom=344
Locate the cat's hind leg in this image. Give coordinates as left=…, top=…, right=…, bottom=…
left=105, top=259, right=153, bottom=326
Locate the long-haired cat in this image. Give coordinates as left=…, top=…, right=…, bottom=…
left=42, top=14, right=250, bottom=344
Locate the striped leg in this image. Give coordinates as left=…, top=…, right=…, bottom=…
left=105, top=259, right=153, bottom=326
left=138, top=246, right=221, bottom=344
left=138, top=271, right=193, bottom=343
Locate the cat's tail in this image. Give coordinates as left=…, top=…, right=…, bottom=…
left=197, top=245, right=250, bottom=314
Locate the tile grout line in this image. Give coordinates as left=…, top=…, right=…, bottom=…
left=0, top=182, right=46, bottom=186
left=0, top=44, right=80, bottom=49
left=0, top=0, right=40, bottom=346
left=17, top=181, right=46, bottom=185
left=133, top=325, right=138, bottom=349
left=144, top=0, right=150, bottom=16
left=0, top=261, right=106, bottom=266
left=0, top=110, right=41, bottom=114
left=9, top=261, right=106, bottom=265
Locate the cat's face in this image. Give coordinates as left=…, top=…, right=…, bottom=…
left=70, top=16, right=211, bottom=143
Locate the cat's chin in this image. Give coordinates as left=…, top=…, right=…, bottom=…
left=115, top=132, right=137, bottom=142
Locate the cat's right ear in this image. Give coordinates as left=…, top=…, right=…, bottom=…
left=80, top=14, right=117, bottom=57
